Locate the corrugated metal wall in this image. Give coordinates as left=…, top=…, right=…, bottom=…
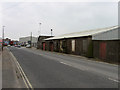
left=118, top=28, right=120, bottom=39
left=92, top=28, right=119, bottom=40
left=118, top=41, right=120, bottom=63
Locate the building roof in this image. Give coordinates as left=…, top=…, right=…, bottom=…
left=45, top=26, right=118, bottom=40
left=19, top=36, right=37, bottom=39
left=38, top=35, right=54, bottom=38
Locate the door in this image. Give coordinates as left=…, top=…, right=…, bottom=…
left=43, top=42, right=45, bottom=50
left=99, top=42, right=106, bottom=60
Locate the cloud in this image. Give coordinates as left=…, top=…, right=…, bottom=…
left=1, top=2, right=118, bottom=40
left=0, top=0, right=119, bottom=2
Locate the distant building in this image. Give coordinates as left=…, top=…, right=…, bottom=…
left=19, top=36, right=38, bottom=47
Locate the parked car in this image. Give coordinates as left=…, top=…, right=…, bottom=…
left=17, top=45, right=21, bottom=48
left=7, top=45, right=11, bottom=47
left=26, top=44, right=31, bottom=48
left=14, top=45, right=17, bottom=47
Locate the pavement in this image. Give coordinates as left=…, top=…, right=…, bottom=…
left=0, top=47, right=2, bottom=90
left=7, top=47, right=119, bottom=88
left=2, top=47, right=26, bottom=88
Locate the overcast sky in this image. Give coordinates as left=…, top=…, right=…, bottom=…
left=0, top=0, right=118, bottom=40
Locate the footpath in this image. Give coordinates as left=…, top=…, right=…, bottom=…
left=2, top=47, right=25, bottom=89
left=0, top=48, right=2, bottom=90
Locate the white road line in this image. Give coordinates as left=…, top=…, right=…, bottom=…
left=60, top=62, right=73, bottom=67
left=59, top=62, right=86, bottom=71
left=9, top=50, right=33, bottom=90
left=16, top=64, right=29, bottom=88
left=16, top=60, right=33, bottom=89
left=60, top=62, right=69, bottom=65
left=108, top=78, right=119, bottom=83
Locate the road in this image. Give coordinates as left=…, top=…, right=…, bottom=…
left=8, top=47, right=118, bottom=88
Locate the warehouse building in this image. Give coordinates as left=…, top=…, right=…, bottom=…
left=19, top=36, right=38, bottom=47
left=44, top=26, right=119, bottom=63
left=45, top=31, right=94, bottom=57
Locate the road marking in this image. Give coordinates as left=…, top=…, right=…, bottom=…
left=25, top=47, right=118, bottom=66
left=9, top=50, right=33, bottom=90
left=60, top=62, right=67, bottom=65
left=59, top=61, right=87, bottom=71
left=108, top=78, right=119, bottom=83
left=60, top=62, right=73, bottom=67
left=16, top=60, right=33, bottom=89
left=16, top=64, right=29, bottom=88
left=39, top=54, right=44, bottom=56
left=60, top=62, right=70, bottom=66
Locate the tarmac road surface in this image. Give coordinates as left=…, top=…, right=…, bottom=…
left=8, top=47, right=119, bottom=88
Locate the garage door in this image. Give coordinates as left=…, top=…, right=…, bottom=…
left=99, top=42, right=106, bottom=60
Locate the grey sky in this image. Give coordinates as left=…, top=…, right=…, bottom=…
left=1, top=1, right=118, bottom=40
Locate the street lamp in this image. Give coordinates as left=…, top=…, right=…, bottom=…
left=51, top=28, right=53, bottom=36
left=38, top=23, right=42, bottom=36
left=2, top=26, right=5, bottom=51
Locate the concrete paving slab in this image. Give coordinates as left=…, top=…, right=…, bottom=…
left=2, top=47, right=26, bottom=88
left=0, top=48, right=2, bottom=90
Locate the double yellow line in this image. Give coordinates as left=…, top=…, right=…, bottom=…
left=9, top=50, right=33, bottom=90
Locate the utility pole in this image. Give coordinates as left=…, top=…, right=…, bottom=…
left=2, top=26, right=5, bottom=51
left=51, top=28, right=53, bottom=36
left=30, top=32, right=32, bottom=47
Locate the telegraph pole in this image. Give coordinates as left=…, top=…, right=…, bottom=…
left=2, top=26, right=5, bottom=51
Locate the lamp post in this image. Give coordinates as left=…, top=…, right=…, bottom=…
left=51, top=28, right=53, bottom=36
left=38, top=23, right=42, bottom=36
left=2, top=26, right=5, bottom=51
